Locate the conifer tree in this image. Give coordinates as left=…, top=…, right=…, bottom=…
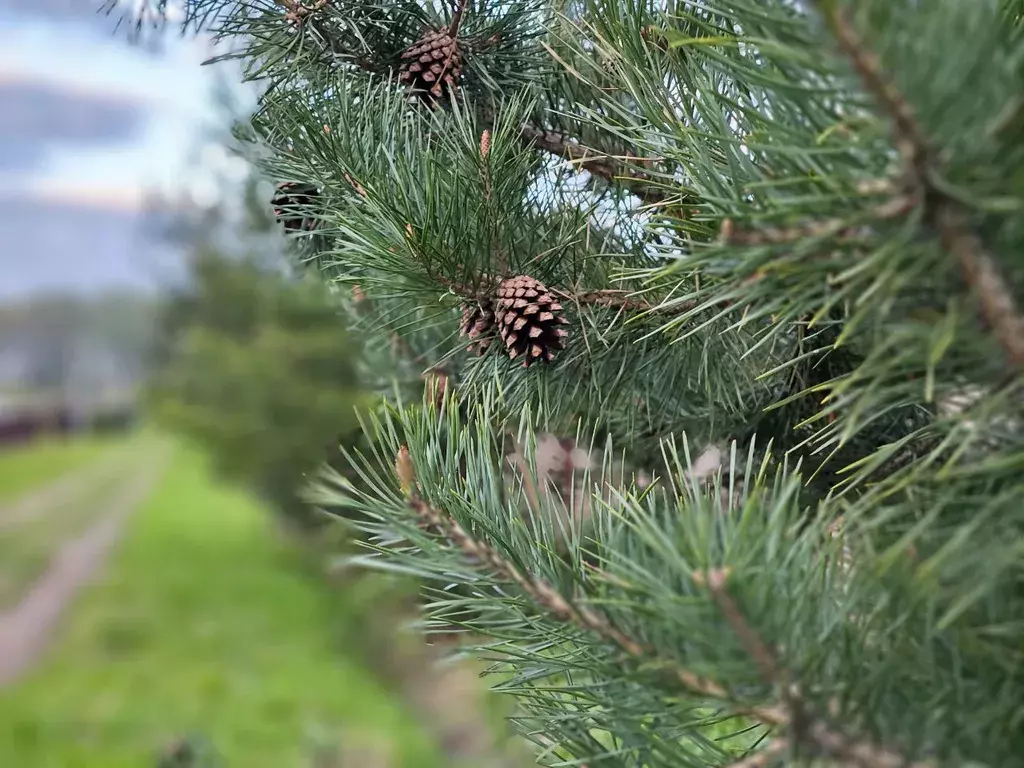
left=118, top=1, right=1023, bottom=765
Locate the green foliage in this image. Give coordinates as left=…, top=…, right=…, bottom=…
left=149, top=247, right=370, bottom=524
left=117, top=0, right=1024, bottom=765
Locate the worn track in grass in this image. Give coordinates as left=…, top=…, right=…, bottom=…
left=0, top=446, right=170, bottom=687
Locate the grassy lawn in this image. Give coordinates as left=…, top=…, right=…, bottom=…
left=0, top=444, right=442, bottom=768
left=0, top=436, right=121, bottom=504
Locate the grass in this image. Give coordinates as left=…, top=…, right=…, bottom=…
left=0, top=436, right=120, bottom=504
left=0, top=466, right=126, bottom=607
left=0, top=443, right=443, bottom=768
left=0, top=435, right=152, bottom=607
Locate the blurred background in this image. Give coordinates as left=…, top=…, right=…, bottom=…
left=0, top=4, right=515, bottom=766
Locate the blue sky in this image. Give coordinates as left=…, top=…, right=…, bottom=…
left=0, top=3, right=253, bottom=296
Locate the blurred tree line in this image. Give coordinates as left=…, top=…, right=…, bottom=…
left=146, top=179, right=379, bottom=528
left=0, top=291, right=156, bottom=396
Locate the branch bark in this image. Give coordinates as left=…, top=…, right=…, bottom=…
left=698, top=568, right=934, bottom=768
left=518, top=124, right=670, bottom=204
left=819, top=3, right=1024, bottom=369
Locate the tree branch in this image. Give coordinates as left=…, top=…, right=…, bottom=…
left=719, top=193, right=917, bottom=247
left=819, top=3, right=1024, bottom=369
left=697, top=568, right=934, bottom=768
left=402, top=483, right=932, bottom=768
left=519, top=123, right=670, bottom=204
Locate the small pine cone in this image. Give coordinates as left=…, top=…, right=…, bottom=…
left=460, top=300, right=496, bottom=355
left=494, top=275, right=569, bottom=367
left=271, top=181, right=319, bottom=232
left=398, top=27, right=461, bottom=105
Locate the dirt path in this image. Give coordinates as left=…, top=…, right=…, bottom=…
left=0, top=449, right=169, bottom=688
left=0, top=446, right=136, bottom=530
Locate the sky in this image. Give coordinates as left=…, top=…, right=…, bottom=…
left=0, top=1, right=253, bottom=297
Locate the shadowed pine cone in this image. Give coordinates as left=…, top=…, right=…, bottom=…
left=495, top=275, right=569, bottom=367
left=460, top=300, right=496, bottom=355
left=398, top=27, right=461, bottom=104
left=271, top=181, right=319, bottom=232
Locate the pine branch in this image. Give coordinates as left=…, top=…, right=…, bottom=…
left=440, top=275, right=708, bottom=316
left=274, top=3, right=669, bottom=205
left=563, top=288, right=701, bottom=315
left=448, top=0, right=469, bottom=37
left=400, top=470, right=932, bottom=768
left=697, top=568, right=933, bottom=768
left=719, top=192, right=916, bottom=247
left=819, top=2, right=1024, bottom=369
left=518, top=123, right=670, bottom=204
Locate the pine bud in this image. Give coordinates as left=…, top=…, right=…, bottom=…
left=719, top=217, right=734, bottom=244
left=480, top=129, right=491, bottom=159
left=396, top=445, right=416, bottom=496
left=422, top=369, right=449, bottom=408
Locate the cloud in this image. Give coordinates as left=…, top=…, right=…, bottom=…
left=0, top=1, right=119, bottom=31
left=0, top=1, right=185, bottom=35
left=0, top=79, right=148, bottom=173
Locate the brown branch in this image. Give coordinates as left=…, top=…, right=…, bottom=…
left=519, top=124, right=669, bottom=204
left=697, top=568, right=934, bottom=768
left=821, top=3, right=1024, bottom=369
left=448, top=0, right=469, bottom=38
left=701, top=568, right=782, bottom=685
left=720, top=193, right=917, bottom=247
left=565, top=288, right=703, bottom=315
left=408, top=492, right=938, bottom=768
left=935, top=205, right=1024, bottom=368
left=407, top=494, right=737, bottom=700
left=443, top=278, right=713, bottom=317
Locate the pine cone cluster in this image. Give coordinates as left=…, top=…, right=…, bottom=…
left=460, top=275, right=569, bottom=367
left=398, top=27, right=461, bottom=104
left=271, top=181, right=319, bottom=232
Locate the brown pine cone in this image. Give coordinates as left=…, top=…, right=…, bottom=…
left=271, top=181, right=319, bottom=232
left=494, top=275, right=569, bottom=367
left=460, top=300, right=497, bottom=355
left=398, top=27, right=461, bottom=105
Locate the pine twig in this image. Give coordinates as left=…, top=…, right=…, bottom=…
left=406, top=487, right=934, bottom=768
left=406, top=494, right=737, bottom=700
left=697, top=568, right=934, bottom=768
left=519, top=124, right=669, bottom=204
left=564, top=288, right=702, bottom=316
left=700, top=568, right=782, bottom=685
left=448, top=0, right=469, bottom=37
left=719, top=193, right=917, bottom=247
left=820, top=3, right=1024, bottom=369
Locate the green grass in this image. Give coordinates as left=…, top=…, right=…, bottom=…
left=0, top=436, right=120, bottom=504
left=0, top=444, right=442, bottom=768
